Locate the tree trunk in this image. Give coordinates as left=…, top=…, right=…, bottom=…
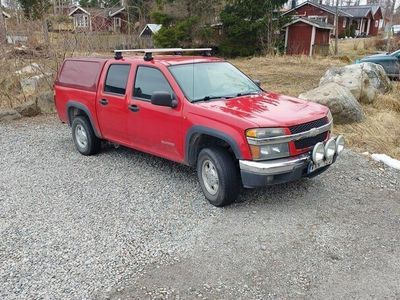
left=386, top=0, right=396, bottom=52
left=0, top=10, right=7, bottom=45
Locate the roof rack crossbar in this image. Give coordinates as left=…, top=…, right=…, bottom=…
left=113, top=48, right=212, bottom=60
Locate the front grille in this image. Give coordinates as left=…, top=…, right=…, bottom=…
left=289, top=117, right=329, bottom=134
left=294, top=132, right=328, bottom=149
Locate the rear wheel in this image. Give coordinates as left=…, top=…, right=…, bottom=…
left=71, top=116, right=101, bottom=155
left=197, top=147, right=240, bottom=207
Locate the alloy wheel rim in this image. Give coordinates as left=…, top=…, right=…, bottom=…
left=201, top=159, right=219, bottom=195
left=75, top=124, right=88, bottom=149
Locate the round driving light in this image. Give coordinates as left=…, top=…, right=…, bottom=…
left=325, top=138, right=336, bottom=160
left=312, top=142, right=325, bottom=164
left=336, top=135, right=345, bottom=155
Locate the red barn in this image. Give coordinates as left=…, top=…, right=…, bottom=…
left=283, top=1, right=383, bottom=37
left=283, top=17, right=333, bottom=56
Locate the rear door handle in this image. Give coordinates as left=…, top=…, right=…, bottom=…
left=99, top=99, right=108, bottom=106
left=128, top=104, right=140, bottom=112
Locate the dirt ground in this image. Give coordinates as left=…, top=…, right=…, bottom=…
left=0, top=116, right=399, bottom=299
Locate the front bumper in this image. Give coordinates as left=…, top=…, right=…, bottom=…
left=239, top=153, right=332, bottom=188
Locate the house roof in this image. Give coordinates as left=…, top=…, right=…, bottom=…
left=282, top=1, right=352, bottom=17
left=283, top=1, right=382, bottom=19
left=69, top=6, right=125, bottom=18
left=339, top=6, right=372, bottom=18
left=139, top=24, right=162, bottom=37
left=109, top=7, right=125, bottom=17
left=340, top=5, right=381, bottom=17
left=283, top=17, right=334, bottom=30
left=69, top=6, right=90, bottom=16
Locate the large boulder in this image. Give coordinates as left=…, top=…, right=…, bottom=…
left=362, top=62, right=392, bottom=93
left=15, top=100, right=40, bottom=117
left=319, top=62, right=392, bottom=104
left=299, top=82, right=364, bottom=124
left=20, top=74, right=48, bottom=95
left=0, top=109, right=22, bottom=122
left=35, top=91, right=55, bottom=114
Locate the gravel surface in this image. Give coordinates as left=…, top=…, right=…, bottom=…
left=0, top=115, right=399, bottom=299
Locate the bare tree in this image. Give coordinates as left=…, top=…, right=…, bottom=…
left=386, top=0, right=397, bottom=52
left=335, top=0, right=339, bottom=55
left=0, top=10, right=6, bottom=45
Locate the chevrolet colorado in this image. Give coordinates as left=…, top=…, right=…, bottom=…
left=54, top=48, right=344, bottom=207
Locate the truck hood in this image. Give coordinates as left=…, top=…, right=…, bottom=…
left=196, top=92, right=329, bottom=128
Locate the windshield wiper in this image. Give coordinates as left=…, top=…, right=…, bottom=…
left=192, top=95, right=233, bottom=103
left=236, top=90, right=260, bottom=97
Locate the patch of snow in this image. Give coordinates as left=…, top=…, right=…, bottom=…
left=371, top=154, right=400, bottom=170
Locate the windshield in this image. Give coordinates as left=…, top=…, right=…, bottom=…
left=169, top=62, right=261, bottom=102
left=391, top=49, right=400, bottom=57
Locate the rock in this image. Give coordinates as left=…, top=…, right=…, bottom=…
left=319, top=63, right=391, bottom=104
left=35, top=91, right=55, bottom=114
left=362, top=63, right=392, bottom=94
left=15, top=100, right=40, bottom=117
left=0, top=109, right=22, bottom=122
left=20, top=75, right=46, bottom=95
left=299, top=82, right=364, bottom=124
left=15, top=63, right=41, bottom=75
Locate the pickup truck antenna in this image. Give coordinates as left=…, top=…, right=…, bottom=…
left=113, top=48, right=212, bottom=60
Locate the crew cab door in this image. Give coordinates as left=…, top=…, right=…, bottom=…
left=96, top=63, right=131, bottom=145
left=127, top=65, right=183, bottom=163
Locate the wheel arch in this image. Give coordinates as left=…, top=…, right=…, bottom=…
left=66, top=101, right=102, bottom=138
left=185, top=126, right=242, bottom=167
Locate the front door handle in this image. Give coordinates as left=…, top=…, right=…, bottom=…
left=99, top=99, right=108, bottom=106
left=128, top=104, right=140, bottom=112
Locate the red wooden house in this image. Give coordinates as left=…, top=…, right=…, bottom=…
left=69, top=6, right=127, bottom=33
left=283, top=17, right=333, bottom=56
left=283, top=1, right=383, bottom=37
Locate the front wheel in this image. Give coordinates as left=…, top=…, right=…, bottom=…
left=197, top=147, right=240, bottom=207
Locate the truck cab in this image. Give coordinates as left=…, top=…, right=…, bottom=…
left=55, top=48, right=344, bottom=207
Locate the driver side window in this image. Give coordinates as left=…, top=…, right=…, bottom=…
left=133, top=66, right=174, bottom=100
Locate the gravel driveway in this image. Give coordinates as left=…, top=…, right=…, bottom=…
left=0, top=115, right=399, bottom=299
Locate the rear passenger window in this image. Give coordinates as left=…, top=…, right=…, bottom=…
left=104, top=64, right=130, bottom=95
left=133, top=66, right=174, bottom=100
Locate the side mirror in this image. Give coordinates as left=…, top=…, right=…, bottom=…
left=253, top=80, right=261, bottom=87
left=151, top=91, right=177, bottom=108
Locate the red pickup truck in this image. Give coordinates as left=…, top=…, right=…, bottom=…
left=54, top=48, right=344, bottom=207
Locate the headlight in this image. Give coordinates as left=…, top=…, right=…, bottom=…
left=246, top=128, right=289, bottom=160
left=312, top=142, right=325, bottom=163
left=249, top=143, right=289, bottom=160
left=325, top=138, right=336, bottom=160
left=246, top=128, right=285, bottom=139
left=336, top=135, right=345, bottom=155
left=327, top=110, right=333, bottom=123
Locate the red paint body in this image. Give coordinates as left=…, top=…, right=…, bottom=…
left=54, top=55, right=329, bottom=164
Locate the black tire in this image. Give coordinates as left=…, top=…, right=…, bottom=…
left=71, top=115, right=101, bottom=156
left=197, top=146, right=240, bottom=207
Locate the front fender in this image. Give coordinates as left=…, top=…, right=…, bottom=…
left=185, top=126, right=245, bottom=166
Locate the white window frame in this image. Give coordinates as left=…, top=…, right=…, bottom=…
left=114, top=17, right=121, bottom=28
left=375, top=20, right=379, bottom=28
left=343, top=18, right=347, bottom=28
left=308, top=16, right=328, bottom=24
left=75, top=14, right=89, bottom=28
